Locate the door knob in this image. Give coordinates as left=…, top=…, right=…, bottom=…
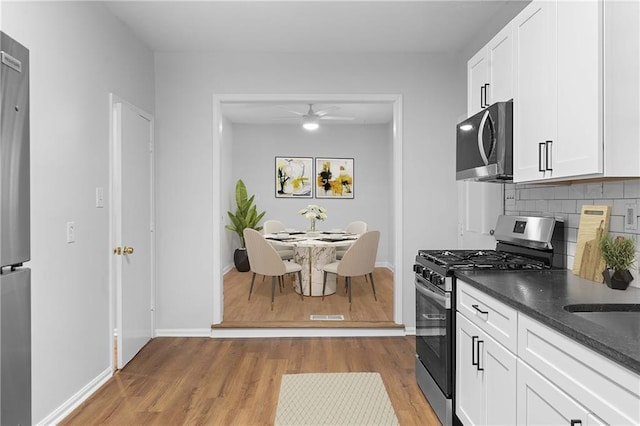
left=123, top=246, right=134, bottom=255
left=113, top=247, right=122, bottom=255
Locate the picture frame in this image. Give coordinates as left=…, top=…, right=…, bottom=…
left=315, top=158, right=354, bottom=199
left=275, top=157, right=313, bottom=198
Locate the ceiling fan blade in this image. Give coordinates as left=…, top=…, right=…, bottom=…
left=319, top=116, right=356, bottom=121
left=270, top=117, right=300, bottom=121
left=314, top=106, right=339, bottom=117
left=273, top=106, right=306, bottom=116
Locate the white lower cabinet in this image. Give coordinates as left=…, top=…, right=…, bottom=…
left=517, top=359, right=606, bottom=426
left=456, top=313, right=517, bottom=426
left=456, top=280, right=640, bottom=426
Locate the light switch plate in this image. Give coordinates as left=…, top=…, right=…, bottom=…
left=624, top=202, right=638, bottom=231
left=96, top=187, right=104, bottom=208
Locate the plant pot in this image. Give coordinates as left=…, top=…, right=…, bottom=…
left=602, top=268, right=633, bottom=290
left=234, top=248, right=250, bottom=272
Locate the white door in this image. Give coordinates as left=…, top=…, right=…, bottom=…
left=112, top=98, right=154, bottom=369
left=457, top=181, right=502, bottom=249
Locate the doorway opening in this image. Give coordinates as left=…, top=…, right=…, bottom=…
left=211, top=94, right=403, bottom=334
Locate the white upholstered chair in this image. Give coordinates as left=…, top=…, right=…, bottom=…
left=322, top=230, right=380, bottom=310
left=262, top=219, right=294, bottom=261
left=243, top=229, right=303, bottom=310
left=336, top=221, right=368, bottom=260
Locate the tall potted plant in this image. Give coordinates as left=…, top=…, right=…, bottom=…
left=225, top=179, right=266, bottom=272
left=599, top=234, right=636, bottom=290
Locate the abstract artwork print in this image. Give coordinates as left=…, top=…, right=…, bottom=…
left=315, top=158, right=354, bottom=199
left=275, top=157, right=313, bottom=198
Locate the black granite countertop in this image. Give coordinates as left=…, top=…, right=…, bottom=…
left=455, top=269, right=640, bottom=375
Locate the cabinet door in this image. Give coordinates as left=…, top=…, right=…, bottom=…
left=513, top=0, right=557, bottom=182
left=468, top=49, right=489, bottom=116
left=517, top=360, right=598, bottom=426
left=456, top=313, right=484, bottom=426
left=554, top=0, right=602, bottom=178
left=487, top=24, right=513, bottom=104
left=483, top=332, right=517, bottom=426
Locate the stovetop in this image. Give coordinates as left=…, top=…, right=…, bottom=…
left=417, top=249, right=548, bottom=272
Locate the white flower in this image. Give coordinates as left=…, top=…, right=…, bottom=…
left=298, top=204, right=328, bottom=221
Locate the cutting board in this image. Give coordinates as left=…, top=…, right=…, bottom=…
left=572, top=205, right=611, bottom=282
left=578, top=222, right=606, bottom=282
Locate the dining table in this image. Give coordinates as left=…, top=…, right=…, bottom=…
left=265, top=231, right=359, bottom=296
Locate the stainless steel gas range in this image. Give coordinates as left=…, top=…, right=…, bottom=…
left=413, top=215, right=565, bottom=426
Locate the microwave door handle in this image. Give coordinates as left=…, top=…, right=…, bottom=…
left=477, top=110, right=491, bottom=165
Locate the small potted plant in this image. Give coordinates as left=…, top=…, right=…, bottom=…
left=599, top=234, right=636, bottom=290
left=225, top=179, right=266, bottom=272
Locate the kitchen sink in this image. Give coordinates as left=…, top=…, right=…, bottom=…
left=564, top=304, right=640, bottom=339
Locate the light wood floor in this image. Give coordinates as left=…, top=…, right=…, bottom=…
left=60, top=336, right=440, bottom=425
left=219, top=267, right=396, bottom=326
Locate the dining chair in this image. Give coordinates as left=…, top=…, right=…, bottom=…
left=244, top=229, right=304, bottom=310
left=263, top=219, right=294, bottom=261
left=322, top=230, right=380, bottom=310
left=336, top=221, right=368, bottom=260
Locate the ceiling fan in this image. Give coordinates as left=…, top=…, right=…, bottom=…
left=274, top=104, right=355, bottom=130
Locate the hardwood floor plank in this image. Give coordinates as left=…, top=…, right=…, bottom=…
left=60, top=336, right=440, bottom=426
left=221, top=267, right=396, bottom=325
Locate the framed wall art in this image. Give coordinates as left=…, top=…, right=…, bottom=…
left=315, top=157, right=354, bottom=199
left=275, top=157, right=313, bottom=198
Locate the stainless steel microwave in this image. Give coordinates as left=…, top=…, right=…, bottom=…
left=456, top=100, right=513, bottom=182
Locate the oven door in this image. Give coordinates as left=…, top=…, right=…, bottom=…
left=415, top=274, right=453, bottom=397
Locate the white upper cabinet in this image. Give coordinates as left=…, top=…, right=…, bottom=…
left=509, top=0, right=639, bottom=183
left=467, top=24, right=514, bottom=117
left=512, top=1, right=557, bottom=182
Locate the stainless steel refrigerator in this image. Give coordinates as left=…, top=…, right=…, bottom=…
left=0, top=31, right=31, bottom=426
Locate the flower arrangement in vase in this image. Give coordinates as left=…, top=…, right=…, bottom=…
left=298, top=204, right=327, bottom=232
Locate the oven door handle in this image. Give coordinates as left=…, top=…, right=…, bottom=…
left=415, top=278, right=450, bottom=309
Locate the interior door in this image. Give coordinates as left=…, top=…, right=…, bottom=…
left=457, top=181, right=502, bottom=249
left=112, top=98, right=154, bottom=369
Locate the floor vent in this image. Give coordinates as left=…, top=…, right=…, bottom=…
left=310, top=314, right=344, bottom=321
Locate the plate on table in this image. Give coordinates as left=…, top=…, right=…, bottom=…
left=323, top=229, right=346, bottom=234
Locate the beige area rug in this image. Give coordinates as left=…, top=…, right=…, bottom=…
left=274, top=372, right=400, bottom=426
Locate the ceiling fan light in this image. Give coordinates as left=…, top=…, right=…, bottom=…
left=302, top=116, right=319, bottom=130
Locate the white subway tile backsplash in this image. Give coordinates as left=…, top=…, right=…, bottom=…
left=509, top=179, right=640, bottom=272
left=609, top=215, right=624, bottom=233
left=624, top=180, right=640, bottom=198
left=603, top=182, right=624, bottom=198
left=612, top=199, right=628, bottom=216
left=585, top=183, right=603, bottom=198
left=568, top=185, right=586, bottom=199
left=536, top=200, right=549, bottom=212
left=554, top=186, right=570, bottom=199
left=561, top=199, right=577, bottom=214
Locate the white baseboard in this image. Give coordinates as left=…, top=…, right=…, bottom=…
left=155, top=328, right=212, bottom=337
left=36, top=367, right=112, bottom=426
left=210, top=327, right=407, bottom=338
left=404, top=326, right=416, bottom=335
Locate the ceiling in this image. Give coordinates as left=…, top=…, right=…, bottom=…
left=104, top=0, right=529, bottom=124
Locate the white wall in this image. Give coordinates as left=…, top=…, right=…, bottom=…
left=2, top=2, right=155, bottom=422
left=227, top=123, right=393, bottom=267
left=154, top=52, right=466, bottom=332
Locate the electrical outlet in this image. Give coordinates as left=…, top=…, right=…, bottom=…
left=624, top=203, right=638, bottom=231
left=66, top=221, right=75, bottom=243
